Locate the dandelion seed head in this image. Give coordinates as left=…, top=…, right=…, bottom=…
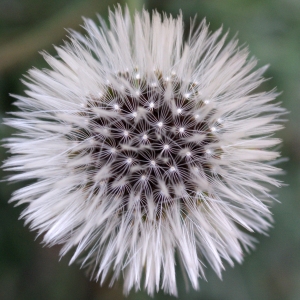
left=3, top=5, right=285, bottom=297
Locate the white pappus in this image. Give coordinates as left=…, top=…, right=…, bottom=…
left=3, top=5, right=285, bottom=297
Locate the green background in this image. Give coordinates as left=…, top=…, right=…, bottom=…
left=0, top=0, right=299, bottom=299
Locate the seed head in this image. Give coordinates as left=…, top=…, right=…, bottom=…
left=3, top=6, right=285, bottom=296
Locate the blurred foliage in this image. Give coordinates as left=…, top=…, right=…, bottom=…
left=0, top=0, right=299, bottom=299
